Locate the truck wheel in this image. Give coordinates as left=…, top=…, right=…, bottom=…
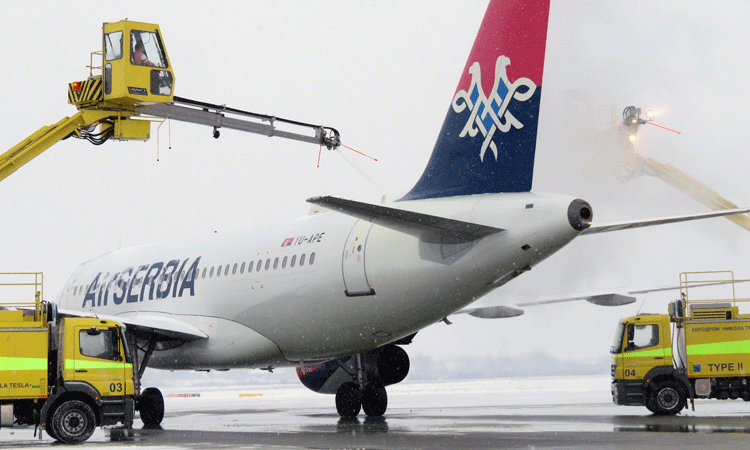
left=139, top=387, right=165, bottom=426
left=650, top=381, right=685, bottom=415
left=45, top=418, right=58, bottom=441
left=51, top=400, right=96, bottom=444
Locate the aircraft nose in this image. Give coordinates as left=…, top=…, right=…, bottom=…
left=568, top=199, right=593, bottom=231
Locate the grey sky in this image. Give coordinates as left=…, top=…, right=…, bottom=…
left=2, top=1, right=750, bottom=374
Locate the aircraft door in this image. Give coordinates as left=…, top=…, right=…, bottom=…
left=342, top=221, right=375, bottom=296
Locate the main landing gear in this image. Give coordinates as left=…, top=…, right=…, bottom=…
left=130, top=332, right=166, bottom=427
left=334, top=344, right=409, bottom=418
left=336, top=379, right=388, bottom=418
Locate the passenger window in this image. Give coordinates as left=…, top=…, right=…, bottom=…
left=300, top=254, right=306, bottom=266
left=273, top=258, right=279, bottom=270
left=248, top=261, right=254, bottom=273
left=225, top=265, right=230, bottom=276
left=282, top=256, right=288, bottom=268
left=265, top=259, right=271, bottom=271
left=291, top=255, right=297, bottom=267
left=209, top=267, right=214, bottom=278
left=202, top=267, right=207, bottom=279
left=257, top=260, right=262, bottom=272
left=79, top=328, right=120, bottom=361
left=240, top=262, right=245, bottom=274
left=217, top=265, right=222, bottom=277
left=310, top=252, right=316, bottom=265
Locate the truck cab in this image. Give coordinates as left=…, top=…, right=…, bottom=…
left=610, top=313, right=685, bottom=414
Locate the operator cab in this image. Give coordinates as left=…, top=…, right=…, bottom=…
left=102, top=20, right=174, bottom=106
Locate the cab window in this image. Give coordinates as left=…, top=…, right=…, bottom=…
left=628, top=324, right=659, bottom=351
left=130, top=30, right=168, bottom=68
left=105, top=31, right=123, bottom=61
left=79, top=328, right=121, bottom=361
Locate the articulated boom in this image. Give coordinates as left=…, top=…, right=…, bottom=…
left=1, top=20, right=340, bottom=183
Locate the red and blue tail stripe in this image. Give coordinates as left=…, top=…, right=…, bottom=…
left=402, top=0, right=551, bottom=200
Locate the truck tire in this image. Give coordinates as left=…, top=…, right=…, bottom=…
left=650, top=381, right=685, bottom=415
left=51, top=400, right=96, bottom=444
left=45, top=419, right=58, bottom=441
left=139, top=387, right=165, bottom=426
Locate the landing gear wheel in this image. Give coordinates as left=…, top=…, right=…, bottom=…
left=139, top=387, right=165, bottom=426
left=336, top=382, right=361, bottom=418
left=650, top=381, right=685, bottom=415
left=362, top=381, right=388, bottom=417
left=51, top=400, right=96, bottom=444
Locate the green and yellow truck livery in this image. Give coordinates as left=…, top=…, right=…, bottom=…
left=611, top=271, right=750, bottom=415
left=0, top=272, right=135, bottom=443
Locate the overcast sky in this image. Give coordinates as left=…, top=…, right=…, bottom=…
left=3, top=1, right=750, bottom=378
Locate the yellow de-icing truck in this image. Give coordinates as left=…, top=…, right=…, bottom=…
left=611, top=271, right=750, bottom=415
left=0, top=273, right=135, bottom=443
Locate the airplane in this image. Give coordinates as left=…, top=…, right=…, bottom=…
left=53, top=0, right=750, bottom=423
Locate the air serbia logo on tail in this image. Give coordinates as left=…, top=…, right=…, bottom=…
left=452, top=55, right=537, bottom=162
left=401, top=0, right=550, bottom=201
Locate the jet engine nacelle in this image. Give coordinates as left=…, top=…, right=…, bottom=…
left=297, top=344, right=410, bottom=394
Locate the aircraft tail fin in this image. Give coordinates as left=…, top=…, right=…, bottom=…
left=401, top=0, right=551, bottom=201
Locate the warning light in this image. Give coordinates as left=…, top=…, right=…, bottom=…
left=629, top=134, right=638, bottom=143
left=646, top=109, right=655, bottom=119
left=72, top=81, right=82, bottom=92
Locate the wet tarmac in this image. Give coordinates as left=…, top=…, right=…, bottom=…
left=2, top=376, right=750, bottom=449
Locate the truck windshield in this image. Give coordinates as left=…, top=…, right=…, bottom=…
left=611, top=322, right=625, bottom=354
left=119, top=325, right=132, bottom=364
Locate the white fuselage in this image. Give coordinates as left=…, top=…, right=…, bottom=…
left=56, top=192, right=583, bottom=370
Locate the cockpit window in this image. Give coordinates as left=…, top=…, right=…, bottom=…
left=131, top=30, right=168, bottom=68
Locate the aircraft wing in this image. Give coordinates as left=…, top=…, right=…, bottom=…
left=307, top=196, right=503, bottom=243
left=457, top=278, right=748, bottom=319
left=452, top=292, right=634, bottom=320
left=581, top=207, right=750, bottom=235
left=56, top=308, right=207, bottom=341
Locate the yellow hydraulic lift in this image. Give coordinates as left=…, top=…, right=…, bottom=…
left=636, top=155, right=750, bottom=231
left=612, top=106, right=750, bottom=232
left=1, top=20, right=340, bottom=183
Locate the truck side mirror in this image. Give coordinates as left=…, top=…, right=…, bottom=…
left=86, top=326, right=101, bottom=336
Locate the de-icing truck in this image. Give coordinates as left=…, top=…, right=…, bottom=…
left=0, top=273, right=135, bottom=443
left=611, top=271, right=750, bottom=414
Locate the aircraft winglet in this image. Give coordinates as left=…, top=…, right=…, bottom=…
left=307, top=196, right=503, bottom=244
